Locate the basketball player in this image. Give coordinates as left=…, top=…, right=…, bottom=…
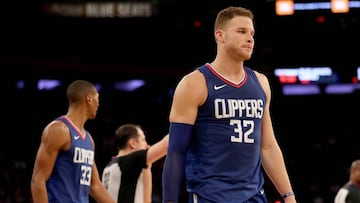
left=31, top=80, right=115, bottom=203
left=162, top=6, right=297, bottom=203
left=101, top=124, right=168, bottom=203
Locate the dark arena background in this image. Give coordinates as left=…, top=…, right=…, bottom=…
left=1, top=0, right=360, bottom=202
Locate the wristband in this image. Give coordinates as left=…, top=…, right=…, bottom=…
left=282, top=192, right=295, bottom=199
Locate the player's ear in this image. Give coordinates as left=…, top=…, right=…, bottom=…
left=215, top=29, right=224, bottom=43
left=128, top=138, right=137, bottom=149
left=86, top=95, right=92, bottom=103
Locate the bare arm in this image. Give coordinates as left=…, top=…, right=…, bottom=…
left=143, top=165, right=152, bottom=203
left=147, top=71, right=207, bottom=171
left=31, top=121, right=70, bottom=203
left=89, top=161, right=116, bottom=203
left=169, top=70, right=207, bottom=124
left=162, top=70, right=207, bottom=203
left=256, top=72, right=297, bottom=202
left=146, top=134, right=169, bottom=165
left=89, top=136, right=116, bottom=203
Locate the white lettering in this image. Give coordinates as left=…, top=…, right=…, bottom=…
left=73, top=147, right=94, bottom=164
left=214, top=98, right=264, bottom=119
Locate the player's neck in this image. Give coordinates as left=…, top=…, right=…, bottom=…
left=66, top=107, right=88, bottom=126
left=63, top=115, right=86, bottom=138
left=209, top=60, right=245, bottom=84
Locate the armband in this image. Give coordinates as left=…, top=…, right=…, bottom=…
left=282, top=192, right=295, bottom=199
left=162, top=122, right=193, bottom=203
left=168, top=122, right=193, bottom=153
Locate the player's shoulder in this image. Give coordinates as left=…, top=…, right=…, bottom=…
left=41, top=119, right=71, bottom=148
left=45, top=119, right=68, bottom=133
left=42, top=118, right=71, bottom=140
left=246, top=67, right=271, bottom=96
left=174, top=69, right=207, bottom=104
left=178, top=68, right=205, bottom=87
left=247, top=67, right=269, bottom=84
left=187, top=69, right=204, bottom=80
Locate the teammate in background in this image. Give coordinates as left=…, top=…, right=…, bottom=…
left=162, top=6, right=297, bottom=203
left=334, top=160, right=360, bottom=203
left=101, top=124, right=168, bottom=203
left=31, top=80, right=115, bottom=203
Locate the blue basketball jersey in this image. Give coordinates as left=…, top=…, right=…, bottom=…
left=46, top=116, right=94, bottom=203
left=185, top=64, right=267, bottom=203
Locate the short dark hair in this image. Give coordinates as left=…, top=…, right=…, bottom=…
left=214, top=6, right=254, bottom=31
left=351, top=159, right=360, bottom=171
left=66, top=80, right=96, bottom=104
left=114, top=124, right=141, bottom=150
